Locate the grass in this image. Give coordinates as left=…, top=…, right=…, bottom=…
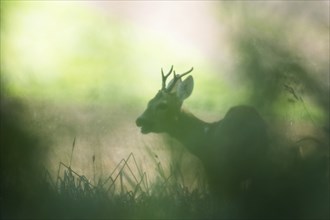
left=36, top=138, right=214, bottom=219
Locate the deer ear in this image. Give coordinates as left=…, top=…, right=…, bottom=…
left=177, top=75, right=194, bottom=101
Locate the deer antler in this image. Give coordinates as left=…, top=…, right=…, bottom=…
left=161, top=65, right=174, bottom=90
left=166, top=67, right=194, bottom=92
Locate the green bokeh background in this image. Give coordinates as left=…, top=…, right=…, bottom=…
left=0, top=1, right=329, bottom=219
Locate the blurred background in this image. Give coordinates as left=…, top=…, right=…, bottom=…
left=1, top=1, right=329, bottom=218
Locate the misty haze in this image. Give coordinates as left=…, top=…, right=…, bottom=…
left=1, top=1, right=329, bottom=219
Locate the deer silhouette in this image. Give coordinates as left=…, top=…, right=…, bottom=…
left=136, top=66, right=269, bottom=206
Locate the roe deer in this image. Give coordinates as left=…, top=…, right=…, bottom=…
left=136, top=66, right=269, bottom=202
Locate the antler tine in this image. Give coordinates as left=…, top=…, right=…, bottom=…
left=180, top=67, right=194, bottom=77
left=161, top=65, right=174, bottom=89
left=166, top=67, right=194, bottom=92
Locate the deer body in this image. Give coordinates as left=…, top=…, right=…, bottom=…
left=136, top=66, right=268, bottom=201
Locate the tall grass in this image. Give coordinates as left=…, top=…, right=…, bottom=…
left=39, top=139, right=213, bottom=219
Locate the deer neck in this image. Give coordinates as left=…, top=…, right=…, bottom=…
left=167, top=109, right=211, bottom=159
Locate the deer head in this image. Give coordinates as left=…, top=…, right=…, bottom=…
left=136, top=66, right=194, bottom=134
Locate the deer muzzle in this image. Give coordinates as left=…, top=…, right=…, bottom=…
left=136, top=116, right=152, bottom=134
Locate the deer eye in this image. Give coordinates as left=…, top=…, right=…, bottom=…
left=157, top=102, right=168, bottom=110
